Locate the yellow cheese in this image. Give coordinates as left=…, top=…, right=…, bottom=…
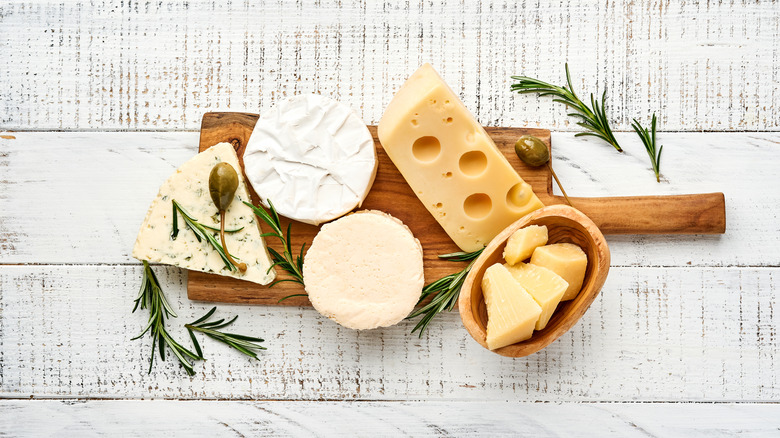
left=503, top=225, right=548, bottom=264
left=504, top=263, right=568, bottom=330
left=530, top=243, right=588, bottom=301
left=377, top=64, right=544, bottom=252
left=482, top=263, right=542, bottom=350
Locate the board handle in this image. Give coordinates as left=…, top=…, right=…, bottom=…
left=562, top=192, right=726, bottom=234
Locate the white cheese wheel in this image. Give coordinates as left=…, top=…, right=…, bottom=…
left=302, top=210, right=424, bottom=330
left=243, top=94, right=377, bottom=225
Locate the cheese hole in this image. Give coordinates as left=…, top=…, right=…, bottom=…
left=435, top=202, right=443, bottom=208
left=429, top=99, right=437, bottom=105
left=443, top=171, right=453, bottom=178
left=458, top=151, right=488, bottom=177
left=412, top=136, right=441, bottom=163
left=444, top=117, right=453, bottom=124
left=463, top=193, right=492, bottom=219
left=506, top=182, right=533, bottom=209
left=411, top=119, right=418, bottom=126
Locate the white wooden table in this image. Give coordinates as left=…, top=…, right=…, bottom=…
left=1, top=1, right=779, bottom=436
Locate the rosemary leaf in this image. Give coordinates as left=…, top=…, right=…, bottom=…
left=244, top=200, right=306, bottom=287
left=186, top=307, right=266, bottom=360
left=510, top=64, right=623, bottom=152
left=631, top=113, right=664, bottom=183
left=171, top=200, right=241, bottom=272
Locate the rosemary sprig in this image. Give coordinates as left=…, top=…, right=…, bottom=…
left=243, top=200, right=306, bottom=291
left=632, top=113, right=663, bottom=183
left=171, top=199, right=241, bottom=272
left=407, top=248, right=484, bottom=337
left=510, top=64, right=623, bottom=152
left=185, top=307, right=266, bottom=360
left=132, top=261, right=202, bottom=375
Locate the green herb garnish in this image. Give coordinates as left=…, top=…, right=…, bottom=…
left=132, top=263, right=267, bottom=375
left=632, top=113, right=663, bottom=183
left=407, top=249, right=484, bottom=337
left=132, top=261, right=201, bottom=375
left=171, top=199, right=241, bottom=272
left=244, top=200, right=306, bottom=293
left=186, top=307, right=266, bottom=360
left=510, top=64, right=623, bottom=152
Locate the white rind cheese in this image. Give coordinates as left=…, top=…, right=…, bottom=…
left=243, top=94, right=378, bottom=225
left=302, top=210, right=424, bottom=330
left=132, top=142, right=275, bottom=285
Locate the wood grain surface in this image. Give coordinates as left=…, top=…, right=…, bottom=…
left=1, top=1, right=779, bottom=434
left=189, top=113, right=724, bottom=304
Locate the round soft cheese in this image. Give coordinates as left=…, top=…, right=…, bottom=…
left=243, top=94, right=377, bottom=225
left=302, top=210, right=424, bottom=330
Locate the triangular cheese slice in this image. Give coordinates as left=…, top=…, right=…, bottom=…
left=133, top=142, right=275, bottom=285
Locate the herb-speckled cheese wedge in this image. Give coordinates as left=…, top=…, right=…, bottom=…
left=132, top=142, right=275, bottom=285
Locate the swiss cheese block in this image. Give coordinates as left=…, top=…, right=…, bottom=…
left=132, top=143, right=275, bottom=285
left=504, top=263, right=568, bottom=330
left=377, top=64, right=544, bottom=252
left=243, top=94, right=377, bottom=225
left=302, top=210, right=424, bottom=330
left=482, top=263, right=542, bottom=350
left=503, top=225, right=548, bottom=265
left=530, top=243, right=588, bottom=301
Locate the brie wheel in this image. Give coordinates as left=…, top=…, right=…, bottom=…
left=302, top=210, right=424, bottom=330
left=243, top=94, right=377, bottom=225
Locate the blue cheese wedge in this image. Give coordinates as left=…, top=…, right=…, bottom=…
left=132, top=142, right=275, bottom=285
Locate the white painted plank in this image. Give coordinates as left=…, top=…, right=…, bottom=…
left=0, top=265, right=777, bottom=401
left=0, top=131, right=774, bottom=267
left=0, top=1, right=778, bottom=131
left=2, top=400, right=780, bottom=437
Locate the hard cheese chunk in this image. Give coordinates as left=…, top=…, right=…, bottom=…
left=132, top=143, right=275, bottom=285
left=530, top=243, right=587, bottom=301
left=504, top=263, right=568, bottom=330
left=503, top=225, right=548, bottom=265
left=482, top=263, right=542, bottom=350
left=378, top=64, right=544, bottom=252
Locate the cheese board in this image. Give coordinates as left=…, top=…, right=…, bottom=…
left=187, top=112, right=726, bottom=305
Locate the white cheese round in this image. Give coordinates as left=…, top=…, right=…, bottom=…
left=302, top=210, right=424, bottom=330
left=243, top=94, right=377, bottom=225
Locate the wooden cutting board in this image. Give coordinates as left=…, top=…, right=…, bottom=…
left=188, top=112, right=725, bottom=305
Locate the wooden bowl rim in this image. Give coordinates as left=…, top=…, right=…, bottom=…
left=458, top=205, right=611, bottom=357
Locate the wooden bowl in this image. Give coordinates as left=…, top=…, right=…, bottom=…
left=458, top=205, right=610, bottom=357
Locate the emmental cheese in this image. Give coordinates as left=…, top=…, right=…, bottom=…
left=482, top=263, right=542, bottom=350
left=503, top=225, right=548, bottom=265
left=378, top=64, right=544, bottom=252
left=504, top=263, right=568, bottom=330
left=132, top=143, right=275, bottom=285
left=530, top=243, right=588, bottom=301
left=302, top=210, right=424, bottom=330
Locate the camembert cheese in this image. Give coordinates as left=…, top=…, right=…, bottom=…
left=504, top=263, right=568, bottom=330
left=302, top=210, right=424, bottom=330
left=503, top=225, right=548, bottom=265
left=132, top=143, right=275, bottom=285
left=243, top=94, right=377, bottom=225
left=530, top=243, right=587, bottom=301
left=378, top=64, right=544, bottom=252
left=482, top=263, right=542, bottom=350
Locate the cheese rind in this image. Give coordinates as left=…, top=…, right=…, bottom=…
left=503, top=225, right=548, bottom=265
left=482, top=263, right=542, bottom=350
left=378, top=64, right=544, bottom=252
left=243, top=94, right=377, bottom=225
left=530, top=243, right=588, bottom=301
left=302, top=210, right=424, bottom=330
left=132, top=143, right=275, bottom=285
left=504, top=263, right=568, bottom=330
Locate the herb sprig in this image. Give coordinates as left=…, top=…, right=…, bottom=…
left=244, top=200, right=306, bottom=291
left=632, top=113, right=663, bottom=183
left=407, top=249, right=484, bottom=337
left=186, top=307, right=266, bottom=360
left=132, top=263, right=266, bottom=374
left=172, top=199, right=242, bottom=272
left=510, top=64, right=623, bottom=152
left=132, top=261, right=201, bottom=375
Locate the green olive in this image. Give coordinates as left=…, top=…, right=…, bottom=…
left=209, top=162, right=239, bottom=212
left=514, top=135, right=550, bottom=167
